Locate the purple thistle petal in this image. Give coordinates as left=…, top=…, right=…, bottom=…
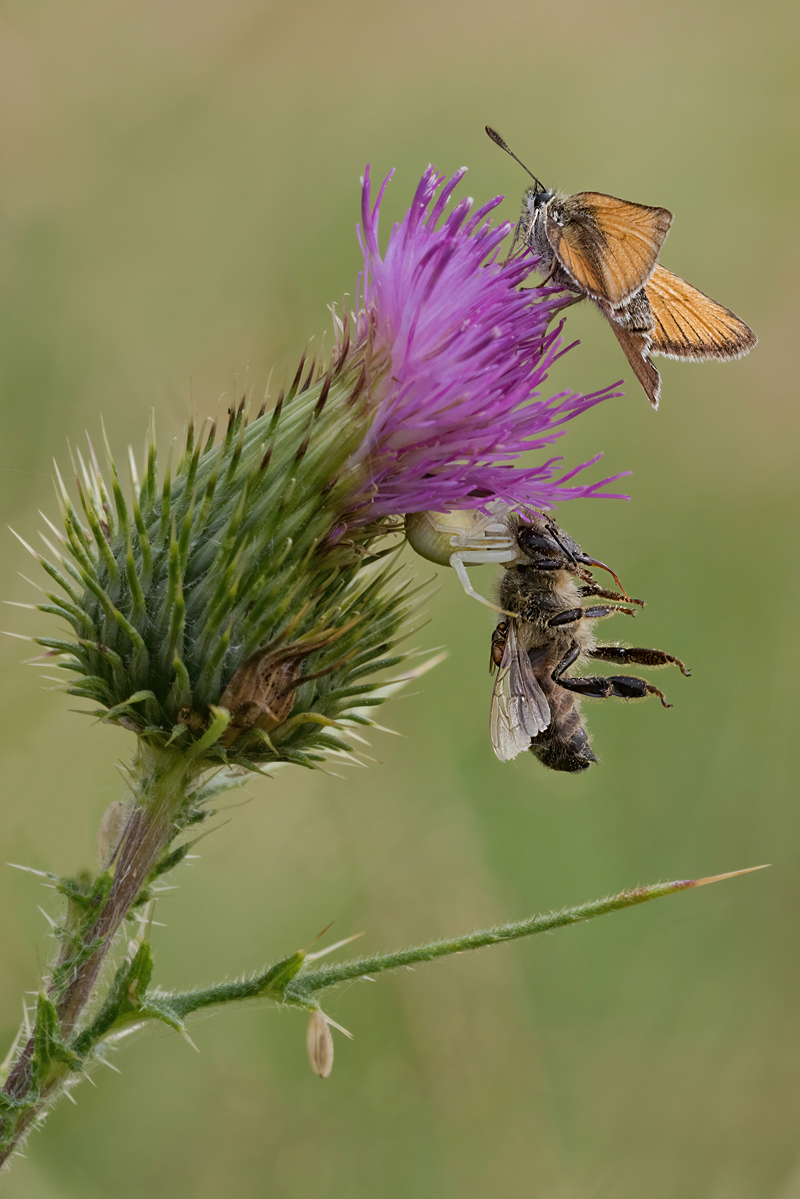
left=344, top=166, right=627, bottom=523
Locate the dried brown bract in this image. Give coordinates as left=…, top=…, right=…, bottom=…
left=217, top=624, right=355, bottom=747
left=217, top=647, right=302, bottom=746
left=306, top=1010, right=334, bottom=1078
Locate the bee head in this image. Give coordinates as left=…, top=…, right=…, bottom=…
left=515, top=514, right=633, bottom=597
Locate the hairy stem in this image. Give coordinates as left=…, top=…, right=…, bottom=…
left=142, top=871, right=759, bottom=1026
left=293, top=877, right=699, bottom=994
left=0, top=746, right=198, bottom=1165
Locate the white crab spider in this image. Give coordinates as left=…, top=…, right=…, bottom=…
left=404, top=505, right=520, bottom=611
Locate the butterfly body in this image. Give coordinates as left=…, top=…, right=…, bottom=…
left=486, top=126, right=757, bottom=407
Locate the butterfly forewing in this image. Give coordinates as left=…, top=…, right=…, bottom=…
left=645, top=264, right=758, bottom=361
left=544, top=204, right=605, bottom=296
left=547, top=193, right=673, bottom=308
left=490, top=621, right=551, bottom=762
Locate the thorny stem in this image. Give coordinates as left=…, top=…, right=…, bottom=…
left=293, top=878, right=701, bottom=993
left=0, top=747, right=198, bottom=1165
left=140, top=868, right=767, bottom=1022
left=0, top=832, right=765, bottom=1172
left=57, top=762, right=187, bottom=1036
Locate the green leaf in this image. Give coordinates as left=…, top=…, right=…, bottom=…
left=72, top=942, right=155, bottom=1056
left=136, top=997, right=186, bottom=1035
left=56, top=870, right=112, bottom=913
left=103, top=690, right=158, bottom=721
left=261, top=951, right=307, bottom=996
left=186, top=705, right=231, bottom=758
left=32, top=995, right=82, bottom=1085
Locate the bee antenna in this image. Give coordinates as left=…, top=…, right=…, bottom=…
left=485, top=126, right=546, bottom=193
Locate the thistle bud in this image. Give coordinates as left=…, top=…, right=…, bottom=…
left=306, top=1009, right=334, bottom=1079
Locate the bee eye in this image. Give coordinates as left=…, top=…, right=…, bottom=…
left=519, top=531, right=560, bottom=556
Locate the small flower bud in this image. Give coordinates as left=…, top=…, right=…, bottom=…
left=96, top=799, right=128, bottom=868
left=306, top=1009, right=334, bottom=1078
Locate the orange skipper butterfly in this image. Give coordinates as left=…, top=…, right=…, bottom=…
left=486, top=126, right=757, bottom=408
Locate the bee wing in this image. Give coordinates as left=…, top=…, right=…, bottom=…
left=645, top=264, right=757, bottom=361
left=546, top=194, right=673, bottom=308
left=605, top=321, right=663, bottom=409
left=490, top=622, right=551, bottom=762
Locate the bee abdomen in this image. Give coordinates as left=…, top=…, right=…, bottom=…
left=530, top=686, right=597, bottom=773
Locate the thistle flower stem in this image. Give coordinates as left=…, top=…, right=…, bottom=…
left=0, top=746, right=199, bottom=1158
left=58, top=753, right=191, bottom=1036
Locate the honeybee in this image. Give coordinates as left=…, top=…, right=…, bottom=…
left=485, top=126, right=757, bottom=408
left=490, top=513, right=689, bottom=771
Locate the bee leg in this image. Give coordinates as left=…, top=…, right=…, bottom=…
left=590, top=646, right=691, bottom=677
left=578, top=583, right=646, bottom=608
left=547, top=605, right=635, bottom=627
left=555, top=673, right=673, bottom=709
left=551, top=642, right=582, bottom=679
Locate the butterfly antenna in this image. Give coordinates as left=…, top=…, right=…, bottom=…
left=485, top=126, right=546, bottom=193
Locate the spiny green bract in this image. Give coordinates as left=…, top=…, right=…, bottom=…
left=27, top=346, right=421, bottom=772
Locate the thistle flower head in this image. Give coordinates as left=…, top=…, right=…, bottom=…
left=19, top=162, right=625, bottom=774
left=344, top=165, right=625, bottom=521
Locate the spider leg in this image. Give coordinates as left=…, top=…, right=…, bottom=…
left=450, top=555, right=507, bottom=612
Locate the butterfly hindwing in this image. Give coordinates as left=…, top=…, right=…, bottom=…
left=605, top=321, right=662, bottom=410
left=645, top=264, right=758, bottom=361
left=546, top=193, right=673, bottom=308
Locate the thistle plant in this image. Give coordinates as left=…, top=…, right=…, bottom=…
left=0, top=163, right=762, bottom=1168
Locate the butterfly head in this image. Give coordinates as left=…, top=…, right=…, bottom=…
left=519, top=185, right=554, bottom=257
left=524, top=185, right=553, bottom=215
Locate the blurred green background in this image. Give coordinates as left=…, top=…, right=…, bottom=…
left=0, top=0, right=798, bottom=1195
